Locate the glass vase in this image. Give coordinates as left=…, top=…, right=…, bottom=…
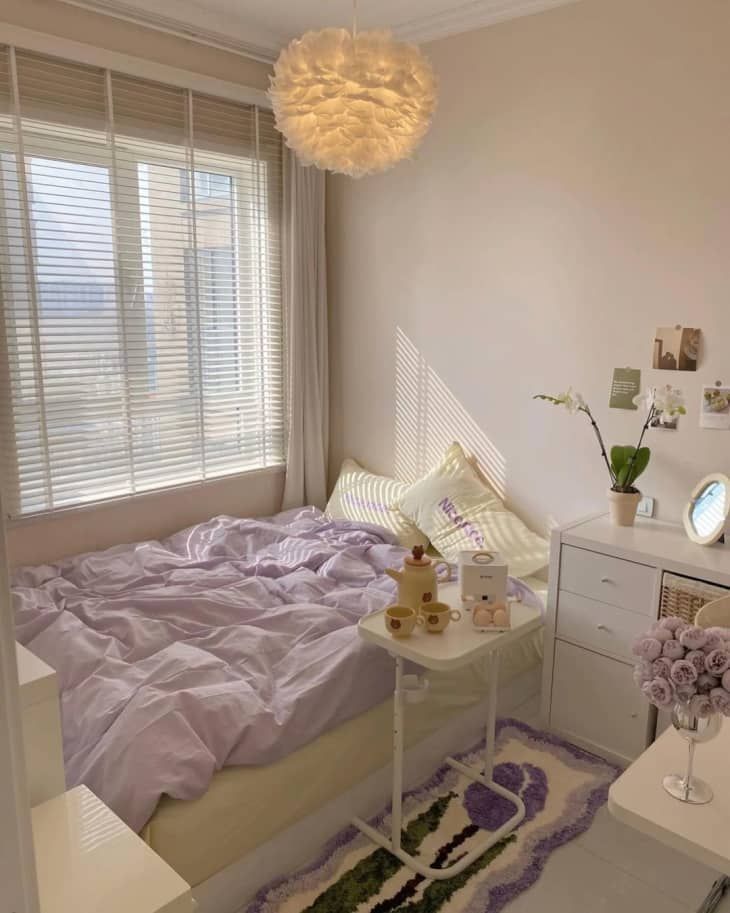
left=663, top=700, right=721, bottom=805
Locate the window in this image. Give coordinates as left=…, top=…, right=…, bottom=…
left=180, top=169, right=232, bottom=202
left=0, top=47, right=284, bottom=518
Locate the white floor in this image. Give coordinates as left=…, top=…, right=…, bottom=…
left=507, top=697, right=726, bottom=913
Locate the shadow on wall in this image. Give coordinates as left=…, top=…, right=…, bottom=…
left=395, top=327, right=507, bottom=498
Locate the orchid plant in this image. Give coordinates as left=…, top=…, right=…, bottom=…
left=534, top=385, right=686, bottom=493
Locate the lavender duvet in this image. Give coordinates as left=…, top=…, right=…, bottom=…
left=12, top=507, right=406, bottom=831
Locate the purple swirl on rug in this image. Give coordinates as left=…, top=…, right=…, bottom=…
left=464, top=761, right=548, bottom=832
left=463, top=765, right=523, bottom=832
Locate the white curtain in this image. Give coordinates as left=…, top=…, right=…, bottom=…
left=282, top=149, right=329, bottom=509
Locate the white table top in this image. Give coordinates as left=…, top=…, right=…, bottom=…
left=358, top=581, right=543, bottom=671
left=563, top=515, right=730, bottom=588
left=608, top=719, right=730, bottom=876
left=32, top=786, right=193, bottom=913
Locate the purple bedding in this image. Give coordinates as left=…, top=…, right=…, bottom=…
left=12, top=506, right=542, bottom=834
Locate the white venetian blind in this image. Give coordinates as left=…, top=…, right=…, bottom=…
left=0, top=47, right=284, bottom=518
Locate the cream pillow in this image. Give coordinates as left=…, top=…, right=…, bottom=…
left=326, top=458, right=429, bottom=549
left=398, top=443, right=549, bottom=578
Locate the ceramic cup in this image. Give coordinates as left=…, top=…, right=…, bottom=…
left=420, top=601, right=462, bottom=633
left=385, top=605, right=422, bottom=638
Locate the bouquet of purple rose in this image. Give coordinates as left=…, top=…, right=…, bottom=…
left=633, top=616, right=730, bottom=718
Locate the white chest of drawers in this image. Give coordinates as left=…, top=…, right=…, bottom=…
left=541, top=515, right=730, bottom=766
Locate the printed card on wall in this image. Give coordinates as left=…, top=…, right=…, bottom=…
left=700, top=386, right=730, bottom=430
left=652, top=327, right=701, bottom=371
left=609, top=368, right=641, bottom=409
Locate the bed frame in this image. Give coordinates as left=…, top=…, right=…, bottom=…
left=193, top=666, right=541, bottom=913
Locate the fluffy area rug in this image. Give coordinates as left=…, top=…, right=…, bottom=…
left=246, top=719, right=620, bottom=913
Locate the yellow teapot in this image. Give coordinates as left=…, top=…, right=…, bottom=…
left=385, top=546, right=451, bottom=612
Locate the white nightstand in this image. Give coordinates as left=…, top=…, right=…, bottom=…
left=609, top=719, right=730, bottom=913
left=16, top=642, right=65, bottom=806
left=355, top=581, right=542, bottom=879
left=542, top=515, right=730, bottom=765
left=32, top=785, right=195, bottom=913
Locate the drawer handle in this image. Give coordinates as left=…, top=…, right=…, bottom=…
left=596, top=624, right=610, bottom=632
left=600, top=576, right=614, bottom=584
left=630, top=712, right=638, bottom=719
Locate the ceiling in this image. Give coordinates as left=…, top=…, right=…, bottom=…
left=61, top=0, right=581, bottom=62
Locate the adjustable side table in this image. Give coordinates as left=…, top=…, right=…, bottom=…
left=354, top=581, right=542, bottom=879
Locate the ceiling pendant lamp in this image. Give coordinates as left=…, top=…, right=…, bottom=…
left=269, top=2, right=437, bottom=178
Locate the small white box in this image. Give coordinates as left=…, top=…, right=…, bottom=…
left=458, top=550, right=508, bottom=605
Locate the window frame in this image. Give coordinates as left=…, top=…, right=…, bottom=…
left=0, top=95, right=285, bottom=520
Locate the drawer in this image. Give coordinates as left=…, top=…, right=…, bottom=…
left=556, top=590, right=649, bottom=662
left=550, top=640, right=649, bottom=762
left=560, top=545, right=656, bottom=616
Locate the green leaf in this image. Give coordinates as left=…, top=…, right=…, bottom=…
left=533, top=394, right=562, bottom=405
left=626, top=446, right=651, bottom=486
left=610, top=445, right=633, bottom=476
left=613, top=445, right=651, bottom=489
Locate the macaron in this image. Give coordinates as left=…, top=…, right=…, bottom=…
left=492, top=608, right=509, bottom=627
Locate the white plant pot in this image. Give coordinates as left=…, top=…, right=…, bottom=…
left=608, top=489, right=641, bottom=527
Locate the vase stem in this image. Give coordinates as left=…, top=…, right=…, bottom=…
left=683, top=740, right=695, bottom=801
left=662, top=701, right=719, bottom=805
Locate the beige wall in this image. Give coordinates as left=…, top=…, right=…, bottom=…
left=0, top=0, right=271, bottom=89
left=7, top=469, right=284, bottom=566
left=1, top=1, right=281, bottom=565
left=328, top=0, right=730, bottom=533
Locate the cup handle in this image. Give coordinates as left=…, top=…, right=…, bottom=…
left=450, top=609, right=462, bottom=622
left=416, top=615, right=425, bottom=626
left=435, top=561, right=452, bottom=583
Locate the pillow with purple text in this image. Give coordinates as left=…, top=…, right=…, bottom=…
left=326, top=458, right=429, bottom=550
left=397, top=443, right=549, bottom=578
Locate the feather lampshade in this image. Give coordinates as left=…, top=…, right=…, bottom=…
left=269, top=27, right=437, bottom=178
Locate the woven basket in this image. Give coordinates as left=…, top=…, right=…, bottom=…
left=660, top=572, right=729, bottom=626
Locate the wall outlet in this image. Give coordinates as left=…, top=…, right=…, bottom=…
left=637, top=496, right=655, bottom=518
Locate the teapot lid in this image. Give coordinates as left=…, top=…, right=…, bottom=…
left=405, top=545, right=431, bottom=567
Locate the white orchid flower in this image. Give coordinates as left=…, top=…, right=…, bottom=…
left=654, top=385, right=686, bottom=416
left=633, top=385, right=686, bottom=420
left=556, top=387, right=586, bottom=415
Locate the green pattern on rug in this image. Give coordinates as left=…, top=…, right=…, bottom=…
left=304, top=793, right=458, bottom=913
left=394, top=832, right=516, bottom=913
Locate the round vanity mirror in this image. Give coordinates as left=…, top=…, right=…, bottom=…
left=683, top=473, right=730, bottom=546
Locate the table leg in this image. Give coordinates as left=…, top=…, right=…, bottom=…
left=483, top=652, right=499, bottom=781
left=391, top=655, right=404, bottom=852
left=353, top=648, right=526, bottom=880
left=697, top=877, right=730, bottom=913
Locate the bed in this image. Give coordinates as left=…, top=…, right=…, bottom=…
left=12, top=506, right=545, bottom=899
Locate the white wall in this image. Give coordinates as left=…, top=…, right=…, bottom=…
left=328, top=0, right=730, bottom=533
left=0, top=0, right=271, bottom=90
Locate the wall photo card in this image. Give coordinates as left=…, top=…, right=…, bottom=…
left=652, top=326, right=701, bottom=371
left=609, top=367, right=641, bottom=410
left=650, top=412, right=679, bottom=430
left=700, top=386, right=730, bottom=431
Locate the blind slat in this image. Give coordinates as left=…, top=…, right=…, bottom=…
left=0, top=45, right=284, bottom=519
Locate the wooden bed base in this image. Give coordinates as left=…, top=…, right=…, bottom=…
left=193, top=666, right=541, bottom=913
